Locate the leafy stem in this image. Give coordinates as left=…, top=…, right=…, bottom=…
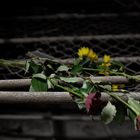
left=106, top=91, right=139, bottom=116
left=47, top=77, right=83, bottom=98
left=83, top=67, right=101, bottom=72
left=56, top=84, right=83, bottom=98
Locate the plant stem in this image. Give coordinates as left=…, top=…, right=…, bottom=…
left=106, top=91, right=139, bottom=115
left=56, top=84, right=83, bottom=98
left=83, top=68, right=140, bottom=81
left=0, top=59, right=25, bottom=68
left=110, top=71, right=140, bottom=81
left=83, top=68, right=101, bottom=72
left=47, top=77, right=83, bottom=98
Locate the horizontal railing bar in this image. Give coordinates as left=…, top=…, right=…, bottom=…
left=29, top=50, right=140, bottom=63
left=0, top=114, right=130, bottom=121
left=0, top=76, right=139, bottom=90
left=0, top=34, right=140, bottom=44
left=0, top=92, right=73, bottom=104
left=0, top=91, right=138, bottom=104
left=0, top=79, right=31, bottom=90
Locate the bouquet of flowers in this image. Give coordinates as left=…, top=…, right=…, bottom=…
left=25, top=47, right=140, bottom=131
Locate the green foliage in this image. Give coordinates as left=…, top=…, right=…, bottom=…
left=25, top=60, right=42, bottom=74
left=127, top=109, right=137, bottom=130
left=60, top=77, right=82, bottom=83
left=33, top=73, right=47, bottom=80
left=71, top=65, right=83, bottom=75
left=114, top=103, right=125, bottom=124
left=29, top=73, right=48, bottom=91
left=57, top=65, right=69, bottom=72
left=80, top=80, right=95, bottom=97
left=101, top=101, right=117, bottom=124
left=128, top=97, right=140, bottom=113
left=127, top=97, right=140, bottom=130
left=75, top=98, right=86, bottom=109
left=99, top=85, right=112, bottom=91
left=25, top=47, right=140, bottom=131
left=30, top=78, right=48, bottom=92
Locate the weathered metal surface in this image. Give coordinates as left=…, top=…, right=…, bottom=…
left=0, top=91, right=138, bottom=104
left=0, top=79, right=31, bottom=90
left=0, top=92, right=73, bottom=104
left=0, top=76, right=139, bottom=90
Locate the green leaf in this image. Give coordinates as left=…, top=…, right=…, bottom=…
left=30, top=77, right=48, bottom=91
left=57, top=65, right=69, bottom=72
left=74, top=98, right=85, bottom=109
left=33, top=73, right=46, bottom=80
left=80, top=80, right=93, bottom=96
left=29, top=85, right=35, bottom=92
left=114, top=103, right=125, bottom=124
left=28, top=60, right=42, bottom=74
left=101, top=101, right=117, bottom=124
left=127, top=109, right=137, bottom=130
left=25, top=60, right=30, bottom=74
left=127, top=98, right=140, bottom=130
left=71, top=65, right=83, bottom=75
left=128, top=97, right=140, bottom=113
left=60, top=77, right=82, bottom=83
left=81, top=58, right=90, bottom=66
left=99, top=85, right=112, bottom=91
left=47, top=78, right=58, bottom=89
left=46, top=74, right=58, bottom=89
left=73, top=58, right=81, bottom=65
left=47, top=80, right=53, bottom=89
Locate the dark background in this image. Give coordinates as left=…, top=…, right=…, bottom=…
left=0, top=0, right=140, bottom=139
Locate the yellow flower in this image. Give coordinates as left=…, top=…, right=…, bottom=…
left=99, top=70, right=109, bottom=76
left=99, top=55, right=111, bottom=76
left=77, top=47, right=98, bottom=61
left=112, top=84, right=125, bottom=92
left=112, top=84, right=119, bottom=92
left=104, top=55, right=111, bottom=63
left=102, top=54, right=111, bottom=67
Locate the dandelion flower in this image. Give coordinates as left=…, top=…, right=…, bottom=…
left=99, top=55, right=111, bottom=75
left=102, top=54, right=111, bottom=67
left=77, top=47, right=98, bottom=61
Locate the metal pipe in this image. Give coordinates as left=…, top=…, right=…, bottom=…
left=0, top=76, right=139, bottom=90
left=0, top=92, right=73, bottom=104
left=0, top=79, right=31, bottom=90
left=27, top=50, right=140, bottom=64
left=0, top=91, right=138, bottom=104
left=6, top=34, right=140, bottom=44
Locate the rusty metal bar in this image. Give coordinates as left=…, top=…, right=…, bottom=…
left=0, top=79, right=31, bottom=90
left=0, top=91, right=138, bottom=104
left=0, top=76, right=139, bottom=90
left=0, top=92, right=73, bottom=104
